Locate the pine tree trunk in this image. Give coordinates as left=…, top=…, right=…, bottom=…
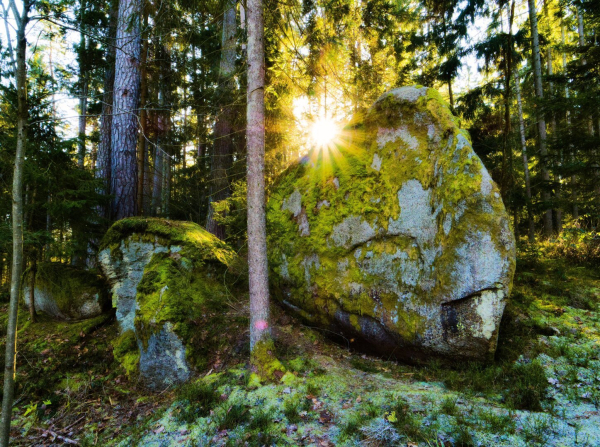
left=527, top=0, right=553, bottom=237
left=207, top=0, right=237, bottom=239
left=97, top=0, right=118, bottom=218
left=110, top=0, right=142, bottom=220
left=247, top=0, right=271, bottom=350
left=152, top=77, right=166, bottom=216
left=1, top=4, right=29, bottom=444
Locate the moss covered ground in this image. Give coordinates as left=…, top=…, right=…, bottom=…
left=2, top=245, right=600, bottom=446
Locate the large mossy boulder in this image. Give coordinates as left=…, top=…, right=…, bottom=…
left=22, top=262, right=110, bottom=320
left=267, top=86, right=516, bottom=362
left=98, top=218, right=238, bottom=389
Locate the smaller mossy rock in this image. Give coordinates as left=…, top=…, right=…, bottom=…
left=21, top=262, right=110, bottom=321
left=98, top=218, right=239, bottom=389
left=267, top=86, right=516, bottom=362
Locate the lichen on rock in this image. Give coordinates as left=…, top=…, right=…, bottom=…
left=98, top=218, right=239, bottom=388
left=267, top=86, right=516, bottom=362
left=21, top=262, right=110, bottom=321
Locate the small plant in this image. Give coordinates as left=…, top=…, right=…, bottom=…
left=505, top=360, right=548, bottom=411
left=175, top=379, right=220, bottom=423
left=521, top=414, right=552, bottom=445
left=217, top=403, right=250, bottom=430
left=350, top=357, right=379, bottom=373
left=360, top=418, right=403, bottom=446
left=440, top=396, right=459, bottom=416
left=477, top=408, right=516, bottom=434
left=283, top=395, right=309, bottom=423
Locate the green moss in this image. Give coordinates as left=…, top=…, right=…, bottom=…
left=99, top=217, right=236, bottom=268
left=250, top=338, right=286, bottom=381
left=112, top=330, right=139, bottom=376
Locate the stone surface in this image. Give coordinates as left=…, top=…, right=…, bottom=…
left=98, top=218, right=237, bottom=389
left=22, top=262, right=110, bottom=321
left=267, top=86, right=516, bottom=361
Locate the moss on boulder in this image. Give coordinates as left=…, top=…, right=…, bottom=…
left=21, top=262, right=110, bottom=320
left=98, top=218, right=239, bottom=388
left=267, top=86, right=516, bottom=362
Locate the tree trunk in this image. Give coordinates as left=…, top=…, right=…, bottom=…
left=527, top=0, right=552, bottom=237
left=110, top=0, right=142, bottom=220
left=77, top=0, right=88, bottom=168
left=97, top=0, right=118, bottom=219
left=206, top=0, right=237, bottom=239
left=501, top=1, right=514, bottom=200
left=136, top=10, right=148, bottom=214
left=152, top=80, right=165, bottom=216
left=515, top=70, right=535, bottom=242
left=1, top=4, right=29, bottom=444
left=28, top=258, right=37, bottom=322
left=247, top=0, right=271, bottom=351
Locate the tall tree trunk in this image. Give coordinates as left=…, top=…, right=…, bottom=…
left=207, top=0, right=237, bottom=239
left=77, top=0, right=88, bottom=168
left=527, top=0, right=552, bottom=237
left=501, top=1, right=514, bottom=200
left=515, top=70, right=535, bottom=242
left=97, top=0, right=118, bottom=219
left=152, top=86, right=165, bottom=216
left=247, top=0, right=270, bottom=352
left=110, top=0, right=142, bottom=220
left=136, top=10, right=148, bottom=214
left=1, top=3, right=30, bottom=444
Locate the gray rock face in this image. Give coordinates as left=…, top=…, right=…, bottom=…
left=267, top=87, right=516, bottom=361
left=98, top=239, right=171, bottom=333
left=22, top=263, right=110, bottom=321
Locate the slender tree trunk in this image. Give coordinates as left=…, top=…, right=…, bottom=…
left=501, top=1, right=514, bottom=200
left=77, top=0, right=88, bottom=168
left=97, top=0, right=118, bottom=219
left=1, top=4, right=30, bottom=444
left=152, top=75, right=165, bottom=216
left=28, top=258, right=36, bottom=322
left=527, top=0, right=552, bottom=237
left=207, top=0, right=237, bottom=239
left=247, top=0, right=271, bottom=352
left=515, top=70, right=535, bottom=242
left=110, top=0, right=142, bottom=219
left=447, top=80, right=453, bottom=109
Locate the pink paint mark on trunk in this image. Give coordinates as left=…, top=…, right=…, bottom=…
left=254, top=320, right=268, bottom=331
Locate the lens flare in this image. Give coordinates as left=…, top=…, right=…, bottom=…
left=310, top=117, right=339, bottom=149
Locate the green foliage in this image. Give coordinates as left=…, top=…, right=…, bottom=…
left=176, top=379, right=221, bottom=423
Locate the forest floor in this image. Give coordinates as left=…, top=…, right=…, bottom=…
left=1, top=249, right=600, bottom=446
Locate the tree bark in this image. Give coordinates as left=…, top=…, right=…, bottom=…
left=136, top=10, right=148, bottom=214
left=527, top=0, right=553, bottom=237
left=110, top=0, right=142, bottom=220
left=206, top=0, right=237, bottom=239
left=247, top=0, right=271, bottom=351
left=1, top=3, right=30, bottom=444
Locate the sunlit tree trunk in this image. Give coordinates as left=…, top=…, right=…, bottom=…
left=527, top=0, right=552, bottom=237
left=207, top=0, right=237, bottom=239
left=152, top=84, right=165, bottom=216
left=247, top=0, right=271, bottom=351
left=1, top=2, right=30, bottom=444
left=110, top=0, right=142, bottom=219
